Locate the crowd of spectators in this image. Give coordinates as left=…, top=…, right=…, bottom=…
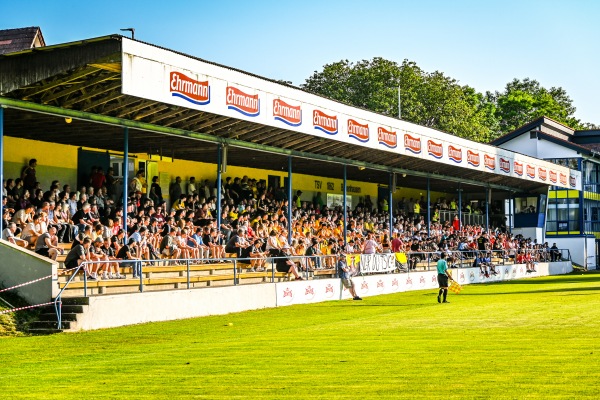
left=1, top=159, right=562, bottom=280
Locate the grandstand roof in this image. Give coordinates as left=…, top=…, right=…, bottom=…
left=0, top=26, right=45, bottom=55
left=0, top=34, right=573, bottom=195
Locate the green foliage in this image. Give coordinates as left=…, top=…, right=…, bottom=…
left=490, top=78, right=586, bottom=137
left=1, top=273, right=600, bottom=398
left=302, top=59, right=591, bottom=143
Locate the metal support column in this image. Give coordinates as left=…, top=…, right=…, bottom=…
left=485, top=187, right=490, bottom=232
left=216, top=144, right=222, bottom=233
left=427, top=177, right=431, bottom=236
left=389, top=172, right=394, bottom=237
left=123, top=127, right=129, bottom=239
left=0, top=107, right=4, bottom=236
left=343, top=164, right=347, bottom=247
left=287, top=156, right=292, bottom=244
left=509, top=192, right=513, bottom=234
left=458, top=183, right=462, bottom=232
left=578, top=158, right=585, bottom=235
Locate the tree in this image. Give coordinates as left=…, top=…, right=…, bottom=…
left=302, top=57, right=497, bottom=142
left=490, top=78, right=585, bottom=137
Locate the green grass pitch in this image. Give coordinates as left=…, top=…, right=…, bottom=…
left=1, top=272, right=600, bottom=399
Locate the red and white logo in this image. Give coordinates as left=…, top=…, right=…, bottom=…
left=404, top=134, right=421, bottom=154
left=273, top=99, right=301, bottom=126
left=347, top=119, right=369, bottom=142
left=304, top=285, right=315, bottom=300
left=484, top=154, right=496, bottom=170
left=419, top=275, right=426, bottom=287
left=448, top=145, right=463, bottom=163
left=324, top=283, right=334, bottom=298
left=570, top=175, right=577, bottom=187
left=527, top=165, right=535, bottom=179
left=170, top=72, right=210, bottom=105
left=514, top=161, right=523, bottom=176
left=467, top=150, right=480, bottom=167
left=538, top=167, right=547, bottom=181
left=392, top=278, right=399, bottom=290
left=427, top=140, right=443, bottom=159
left=376, top=279, right=385, bottom=292
left=313, top=110, right=338, bottom=135
left=549, top=170, right=557, bottom=183
left=559, top=173, right=567, bottom=186
left=405, top=277, right=413, bottom=288
left=378, top=127, right=397, bottom=148
left=226, top=86, right=259, bottom=117
left=282, top=287, right=293, bottom=303
left=500, top=158, right=511, bottom=173
left=360, top=281, right=369, bottom=294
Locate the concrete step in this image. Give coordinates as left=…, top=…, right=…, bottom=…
left=28, top=328, right=64, bottom=335
left=38, top=312, right=79, bottom=322
left=29, top=320, right=74, bottom=330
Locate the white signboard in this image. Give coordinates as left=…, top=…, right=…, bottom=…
left=121, top=38, right=580, bottom=190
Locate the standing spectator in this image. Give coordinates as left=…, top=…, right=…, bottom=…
left=337, top=252, right=362, bottom=300
left=21, top=158, right=37, bottom=195
left=169, top=177, right=182, bottom=209
left=90, top=166, right=106, bottom=191
left=149, top=176, right=163, bottom=205
left=105, top=167, right=120, bottom=202
left=187, top=177, right=197, bottom=196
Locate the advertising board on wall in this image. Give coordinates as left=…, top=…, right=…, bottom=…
left=121, top=39, right=581, bottom=190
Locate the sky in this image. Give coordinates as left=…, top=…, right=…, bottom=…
left=2, top=0, right=599, bottom=124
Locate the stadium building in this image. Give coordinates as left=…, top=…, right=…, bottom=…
left=0, top=28, right=580, bottom=331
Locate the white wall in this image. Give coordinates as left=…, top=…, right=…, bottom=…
left=545, top=236, right=595, bottom=269
left=0, top=240, right=58, bottom=304
left=79, top=283, right=277, bottom=330
left=499, top=135, right=539, bottom=157
left=77, top=261, right=572, bottom=331
left=512, top=227, right=544, bottom=243
left=536, top=140, right=579, bottom=160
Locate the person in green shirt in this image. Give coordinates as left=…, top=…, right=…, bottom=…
left=436, top=252, right=454, bottom=303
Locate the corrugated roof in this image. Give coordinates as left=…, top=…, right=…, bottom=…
left=0, top=26, right=45, bottom=55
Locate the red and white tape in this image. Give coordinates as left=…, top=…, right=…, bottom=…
left=0, top=267, right=79, bottom=294
left=0, top=301, right=54, bottom=315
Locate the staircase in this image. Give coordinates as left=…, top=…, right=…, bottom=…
left=27, top=297, right=89, bottom=334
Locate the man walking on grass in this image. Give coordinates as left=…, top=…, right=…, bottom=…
left=437, top=252, right=453, bottom=303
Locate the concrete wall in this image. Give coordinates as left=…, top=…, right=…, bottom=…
left=79, top=283, right=277, bottom=330
left=77, top=261, right=572, bottom=331
left=0, top=240, right=58, bottom=304
left=545, top=236, right=596, bottom=269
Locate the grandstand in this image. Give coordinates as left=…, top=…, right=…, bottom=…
left=0, top=33, right=577, bottom=333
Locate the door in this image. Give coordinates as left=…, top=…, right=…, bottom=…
left=77, top=149, right=110, bottom=189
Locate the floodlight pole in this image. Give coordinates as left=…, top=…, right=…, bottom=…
left=123, top=127, right=129, bottom=239
left=398, top=85, right=402, bottom=119
left=343, top=164, right=347, bottom=247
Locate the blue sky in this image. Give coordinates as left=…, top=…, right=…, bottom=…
left=2, top=0, right=599, bottom=124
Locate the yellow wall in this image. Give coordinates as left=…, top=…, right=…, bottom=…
left=3, top=136, right=448, bottom=205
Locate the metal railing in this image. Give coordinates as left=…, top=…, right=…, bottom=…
left=53, top=249, right=571, bottom=329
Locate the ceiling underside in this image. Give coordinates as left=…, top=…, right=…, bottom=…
left=0, top=36, right=546, bottom=197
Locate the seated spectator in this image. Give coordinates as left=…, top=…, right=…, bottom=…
left=275, top=246, right=302, bottom=280
left=160, top=229, right=181, bottom=262
left=116, top=238, right=142, bottom=278
left=100, top=236, right=125, bottom=279
left=21, top=214, right=44, bottom=248
left=89, top=237, right=113, bottom=279
left=63, top=237, right=96, bottom=280
left=550, top=243, right=561, bottom=262
left=34, top=226, right=63, bottom=260
left=2, top=222, right=28, bottom=247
